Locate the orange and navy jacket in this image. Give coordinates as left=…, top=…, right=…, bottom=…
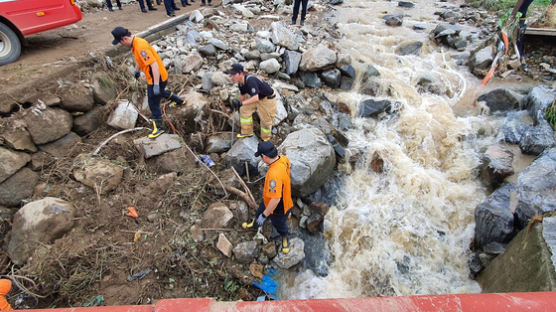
left=132, top=36, right=168, bottom=85
left=263, top=155, right=293, bottom=215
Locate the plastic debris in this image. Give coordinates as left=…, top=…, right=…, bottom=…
left=126, top=206, right=139, bottom=218
left=200, top=155, right=215, bottom=167
left=127, top=268, right=152, bottom=282
left=252, top=268, right=278, bottom=300
left=83, top=295, right=104, bottom=307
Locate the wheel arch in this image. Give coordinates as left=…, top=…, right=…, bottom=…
left=0, top=15, right=24, bottom=43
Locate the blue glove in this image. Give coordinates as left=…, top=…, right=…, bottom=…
left=153, top=84, right=160, bottom=96
left=134, top=71, right=140, bottom=79
left=256, top=214, right=267, bottom=227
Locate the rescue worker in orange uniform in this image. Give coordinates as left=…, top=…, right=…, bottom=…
left=0, top=279, right=12, bottom=311
left=111, top=26, right=184, bottom=139
left=226, top=64, right=277, bottom=141
left=243, top=141, right=293, bottom=254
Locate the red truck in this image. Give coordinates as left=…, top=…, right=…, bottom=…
left=0, top=0, right=82, bottom=65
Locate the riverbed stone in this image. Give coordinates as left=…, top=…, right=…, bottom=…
left=233, top=241, right=259, bottom=264
left=477, top=217, right=556, bottom=292
left=270, top=22, right=299, bottom=51
left=478, top=88, right=524, bottom=113
left=59, top=83, right=95, bottom=112
left=515, top=148, right=556, bottom=229
left=526, top=86, right=555, bottom=125
left=299, top=44, right=337, bottom=72
left=519, top=121, right=556, bottom=155
left=92, top=72, right=118, bottom=105
left=480, top=145, right=514, bottom=188
left=8, top=197, right=75, bottom=266
left=273, top=237, right=305, bottom=269
left=0, top=119, right=37, bottom=152
left=39, top=132, right=82, bottom=157
left=73, top=106, right=105, bottom=135
left=279, top=128, right=336, bottom=197
left=284, top=50, right=302, bottom=75
left=106, top=99, right=138, bottom=130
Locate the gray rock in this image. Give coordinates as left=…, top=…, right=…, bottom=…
left=0, top=168, right=39, bottom=207
left=273, top=237, right=305, bottom=269
left=299, top=44, right=337, bottom=72
left=500, top=111, right=530, bottom=144
left=182, top=54, right=203, bottom=73
left=480, top=145, right=514, bottom=188
left=519, top=122, right=556, bottom=155
left=478, top=88, right=524, bottom=113
left=515, top=148, right=556, bottom=229
left=73, top=106, right=105, bottom=135
left=39, top=132, right=82, bottom=157
left=206, top=133, right=232, bottom=153
left=384, top=14, right=403, bottom=26
left=107, top=99, right=138, bottom=130
left=396, top=41, right=423, bottom=56
left=146, top=148, right=192, bottom=174
left=0, top=147, right=31, bottom=183
left=0, top=119, right=37, bottom=152
left=260, top=58, right=281, bottom=74
left=92, top=73, right=118, bottom=105
left=59, top=83, right=95, bottom=112
left=72, top=154, right=124, bottom=194
left=526, top=86, right=555, bottom=125
left=280, top=128, right=336, bottom=197
left=133, top=134, right=185, bottom=159
left=24, top=107, right=73, bottom=145
left=284, top=50, right=302, bottom=75
left=226, top=135, right=260, bottom=169
left=321, top=68, right=341, bottom=88
left=8, top=197, right=75, bottom=265
left=201, top=202, right=234, bottom=228
left=339, top=65, right=355, bottom=78
left=474, top=183, right=516, bottom=250
left=359, top=99, right=392, bottom=117
left=233, top=241, right=259, bottom=264
left=199, top=44, right=217, bottom=56
left=270, top=21, right=299, bottom=51
left=256, top=38, right=275, bottom=54
left=209, top=38, right=229, bottom=51
left=299, top=71, right=322, bottom=88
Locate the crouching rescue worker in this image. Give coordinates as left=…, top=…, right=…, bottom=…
left=0, top=279, right=12, bottom=311
left=111, top=26, right=184, bottom=139
left=243, top=141, right=293, bottom=254
left=226, top=64, right=277, bottom=141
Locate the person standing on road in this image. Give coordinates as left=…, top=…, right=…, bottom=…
left=111, top=26, right=184, bottom=139
left=138, top=0, right=157, bottom=13
left=201, top=0, right=212, bottom=6
left=292, top=0, right=309, bottom=25
left=226, top=63, right=277, bottom=141
left=163, top=0, right=181, bottom=17
left=106, top=0, right=122, bottom=11
left=243, top=141, right=293, bottom=254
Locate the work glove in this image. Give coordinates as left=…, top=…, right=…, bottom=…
left=255, top=214, right=267, bottom=227
left=153, top=84, right=160, bottom=96
left=232, top=99, right=242, bottom=110
left=134, top=71, right=140, bottom=80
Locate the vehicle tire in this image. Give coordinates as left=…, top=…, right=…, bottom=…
left=0, top=22, right=21, bottom=66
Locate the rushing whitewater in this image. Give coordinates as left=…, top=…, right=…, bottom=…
left=279, top=0, right=512, bottom=298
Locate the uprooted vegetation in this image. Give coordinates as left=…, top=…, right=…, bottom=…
left=1, top=58, right=277, bottom=308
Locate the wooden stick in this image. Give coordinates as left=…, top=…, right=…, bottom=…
left=231, top=166, right=256, bottom=205
left=225, top=186, right=256, bottom=209
left=245, top=161, right=250, bottom=183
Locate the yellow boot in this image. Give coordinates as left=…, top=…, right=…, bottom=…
left=148, top=119, right=165, bottom=139
left=282, top=236, right=290, bottom=254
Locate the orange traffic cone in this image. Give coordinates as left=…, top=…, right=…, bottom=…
left=0, top=279, right=13, bottom=311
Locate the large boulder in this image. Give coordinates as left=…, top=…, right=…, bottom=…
left=273, top=237, right=305, bottom=269
left=38, top=132, right=82, bottom=157
left=477, top=216, right=556, bottom=292
left=73, top=106, right=105, bottom=135
left=8, top=197, right=75, bottom=265
left=477, top=88, right=524, bottom=113
left=201, top=202, right=234, bottom=228
left=474, top=183, right=516, bottom=250
left=299, top=44, right=337, bottom=72
left=59, top=83, right=95, bottom=112
left=23, top=107, right=73, bottom=145
left=515, top=148, right=556, bottom=229
left=0, top=168, right=39, bottom=207
left=279, top=128, right=336, bottom=197
left=270, top=22, right=299, bottom=51
left=0, top=147, right=31, bottom=183
left=92, top=72, right=118, bottom=105
left=106, top=99, right=139, bottom=130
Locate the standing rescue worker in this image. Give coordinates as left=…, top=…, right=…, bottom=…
left=111, top=26, right=184, bottom=139
left=243, top=141, right=293, bottom=254
left=226, top=64, right=277, bottom=141
left=0, top=279, right=12, bottom=311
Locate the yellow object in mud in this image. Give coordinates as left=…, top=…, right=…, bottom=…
left=242, top=220, right=255, bottom=229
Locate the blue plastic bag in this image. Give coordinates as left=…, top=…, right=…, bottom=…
left=252, top=268, right=278, bottom=300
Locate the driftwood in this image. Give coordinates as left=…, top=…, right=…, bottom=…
left=225, top=186, right=256, bottom=209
